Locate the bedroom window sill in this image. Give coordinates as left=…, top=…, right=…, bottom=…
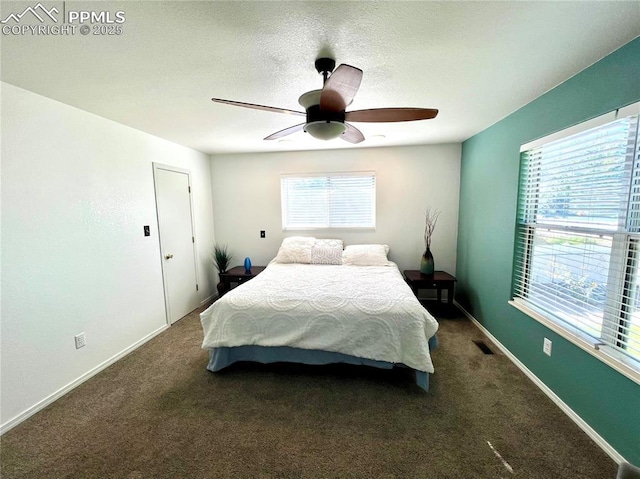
left=508, top=299, right=640, bottom=387
left=282, top=227, right=376, bottom=232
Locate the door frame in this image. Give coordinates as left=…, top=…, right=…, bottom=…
left=152, top=162, right=200, bottom=325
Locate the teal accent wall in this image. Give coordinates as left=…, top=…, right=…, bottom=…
left=457, top=37, right=640, bottom=464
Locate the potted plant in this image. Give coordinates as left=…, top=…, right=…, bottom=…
left=421, top=207, right=440, bottom=275
left=213, top=244, right=233, bottom=295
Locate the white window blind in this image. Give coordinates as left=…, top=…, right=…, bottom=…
left=514, top=107, right=640, bottom=373
left=281, top=172, right=376, bottom=230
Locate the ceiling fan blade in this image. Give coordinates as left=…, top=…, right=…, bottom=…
left=341, top=123, right=365, bottom=144
left=320, top=64, right=363, bottom=112
left=345, top=108, right=439, bottom=122
left=211, top=98, right=305, bottom=116
left=264, top=123, right=306, bottom=140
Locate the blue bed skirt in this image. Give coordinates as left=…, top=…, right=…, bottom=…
left=206, top=335, right=438, bottom=391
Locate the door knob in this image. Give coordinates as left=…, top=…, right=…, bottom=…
left=165, top=253, right=174, bottom=260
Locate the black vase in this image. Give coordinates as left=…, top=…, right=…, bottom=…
left=217, top=272, right=227, bottom=296
left=420, top=248, right=435, bottom=275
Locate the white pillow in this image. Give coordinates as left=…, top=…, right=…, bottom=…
left=274, top=236, right=316, bottom=263
left=342, top=244, right=391, bottom=266
left=310, top=239, right=344, bottom=265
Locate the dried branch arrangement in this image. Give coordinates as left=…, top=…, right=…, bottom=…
left=424, top=207, right=441, bottom=251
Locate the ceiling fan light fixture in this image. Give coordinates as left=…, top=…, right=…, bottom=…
left=211, top=58, right=437, bottom=145
left=298, top=89, right=323, bottom=109
left=304, top=121, right=346, bottom=140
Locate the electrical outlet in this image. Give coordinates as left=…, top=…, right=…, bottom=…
left=75, top=333, right=86, bottom=349
left=543, top=337, right=552, bottom=356
left=260, top=230, right=265, bottom=238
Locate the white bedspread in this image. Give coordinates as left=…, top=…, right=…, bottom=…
left=200, top=263, right=439, bottom=373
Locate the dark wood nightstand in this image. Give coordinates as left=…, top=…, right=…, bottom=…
left=403, top=270, right=457, bottom=304
left=218, top=265, right=266, bottom=297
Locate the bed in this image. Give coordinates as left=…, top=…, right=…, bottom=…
left=200, top=238, right=439, bottom=390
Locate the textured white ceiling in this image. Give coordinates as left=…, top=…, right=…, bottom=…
left=2, top=1, right=639, bottom=154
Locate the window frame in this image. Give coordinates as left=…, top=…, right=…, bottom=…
left=280, top=171, right=376, bottom=231
left=510, top=101, right=640, bottom=385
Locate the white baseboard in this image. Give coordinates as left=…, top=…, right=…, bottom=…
left=453, top=300, right=626, bottom=465
left=0, top=324, right=169, bottom=436
left=201, top=293, right=216, bottom=306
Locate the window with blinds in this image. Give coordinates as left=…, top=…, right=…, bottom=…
left=281, top=172, right=376, bottom=230
left=513, top=105, right=640, bottom=376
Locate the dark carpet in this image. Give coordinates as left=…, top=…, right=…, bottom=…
left=0, top=302, right=617, bottom=478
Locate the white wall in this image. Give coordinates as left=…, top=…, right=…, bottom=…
left=210, top=144, right=461, bottom=274
left=0, top=83, right=215, bottom=430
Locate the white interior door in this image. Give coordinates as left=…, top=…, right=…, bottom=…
left=154, top=164, right=199, bottom=324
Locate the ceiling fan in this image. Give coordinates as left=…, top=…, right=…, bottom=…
left=211, top=57, right=438, bottom=144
